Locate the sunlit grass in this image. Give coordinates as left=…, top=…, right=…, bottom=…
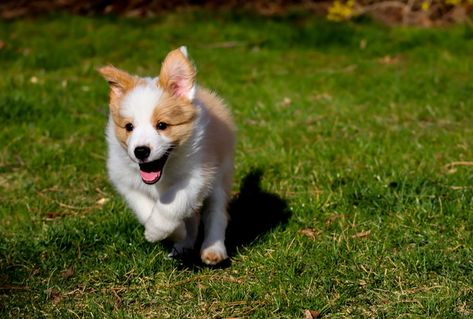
left=0, top=11, right=472, bottom=318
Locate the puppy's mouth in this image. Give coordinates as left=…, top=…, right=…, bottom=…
left=138, top=151, right=171, bottom=185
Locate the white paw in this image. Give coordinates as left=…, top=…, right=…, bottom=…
left=200, top=242, right=228, bottom=265
left=144, top=225, right=168, bottom=243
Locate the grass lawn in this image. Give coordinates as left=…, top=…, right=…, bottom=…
left=0, top=10, right=472, bottom=318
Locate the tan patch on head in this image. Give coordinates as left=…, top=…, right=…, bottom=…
left=152, top=92, right=197, bottom=145
left=112, top=116, right=133, bottom=148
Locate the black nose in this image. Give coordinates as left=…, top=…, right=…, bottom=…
left=134, top=146, right=150, bottom=160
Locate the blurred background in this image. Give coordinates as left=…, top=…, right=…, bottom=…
left=1, top=0, right=473, bottom=25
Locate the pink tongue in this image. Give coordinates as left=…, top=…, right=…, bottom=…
left=140, top=170, right=160, bottom=183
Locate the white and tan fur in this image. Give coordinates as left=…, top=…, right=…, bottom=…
left=99, top=47, right=235, bottom=265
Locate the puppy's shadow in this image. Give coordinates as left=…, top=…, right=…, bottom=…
left=175, top=169, right=290, bottom=269
left=225, top=169, right=291, bottom=256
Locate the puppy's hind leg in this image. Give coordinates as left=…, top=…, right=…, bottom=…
left=200, top=186, right=229, bottom=265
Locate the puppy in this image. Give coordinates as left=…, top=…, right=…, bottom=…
left=99, top=47, right=235, bottom=265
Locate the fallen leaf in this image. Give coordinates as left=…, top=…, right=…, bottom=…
left=52, top=293, right=62, bottom=305
left=0, top=40, right=5, bottom=50
left=299, top=228, right=318, bottom=240
left=304, top=309, right=321, bottom=319
left=61, top=266, right=75, bottom=280
left=351, top=230, right=371, bottom=239
left=46, top=288, right=62, bottom=304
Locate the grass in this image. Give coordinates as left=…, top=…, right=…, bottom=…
left=0, top=10, right=472, bottom=318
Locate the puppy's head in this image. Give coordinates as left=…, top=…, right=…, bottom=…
left=99, top=47, right=197, bottom=185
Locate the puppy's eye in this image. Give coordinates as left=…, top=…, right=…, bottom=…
left=125, top=123, right=134, bottom=132
left=156, top=122, right=168, bottom=130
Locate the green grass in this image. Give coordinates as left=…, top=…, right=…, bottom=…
left=1, top=10, right=472, bottom=318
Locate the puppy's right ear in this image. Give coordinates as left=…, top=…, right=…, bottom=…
left=98, top=65, right=135, bottom=100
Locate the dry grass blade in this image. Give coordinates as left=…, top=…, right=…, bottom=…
left=351, top=230, right=371, bottom=239
left=0, top=285, right=30, bottom=291
left=445, top=161, right=473, bottom=169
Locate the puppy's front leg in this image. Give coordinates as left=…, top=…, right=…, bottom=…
left=144, top=186, right=200, bottom=243
left=144, top=207, right=186, bottom=242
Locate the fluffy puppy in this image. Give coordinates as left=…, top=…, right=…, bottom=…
left=99, top=47, right=235, bottom=265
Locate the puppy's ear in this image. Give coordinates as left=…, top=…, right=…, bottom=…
left=98, top=65, right=136, bottom=100
left=158, top=46, right=196, bottom=100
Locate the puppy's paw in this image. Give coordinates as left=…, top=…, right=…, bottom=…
left=200, top=243, right=228, bottom=265
left=144, top=226, right=167, bottom=243
left=167, top=245, right=194, bottom=260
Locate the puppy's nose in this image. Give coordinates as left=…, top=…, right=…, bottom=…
left=134, top=146, right=150, bottom=161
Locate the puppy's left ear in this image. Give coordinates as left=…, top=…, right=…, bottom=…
left=159, top=46, right=196, bottom=100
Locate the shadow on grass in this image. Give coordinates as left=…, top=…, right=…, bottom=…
left=226, top=169, right=291, bottom=253
left=177, top=169, right=291, bottom=269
